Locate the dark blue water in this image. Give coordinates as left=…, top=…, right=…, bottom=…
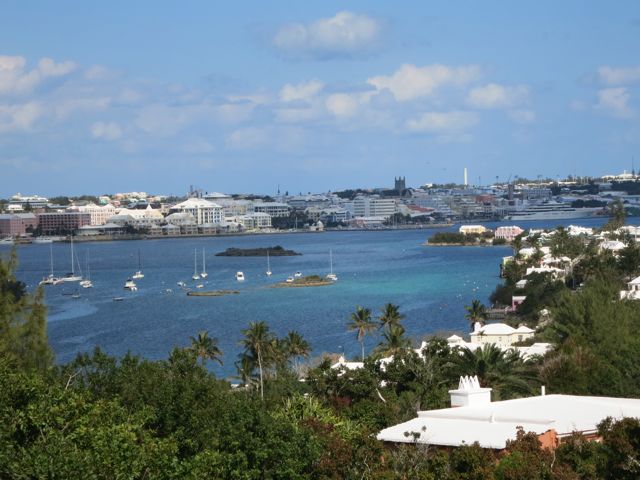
left=6, top=217, right=634, bottom=378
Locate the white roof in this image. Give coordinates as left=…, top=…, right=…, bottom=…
left=173, top=198, right=222, bottom=209
left=514, top=325, right=534, bottom=333
left=474, top=323, right=516, bottom=335
left=377, top=394, right=640, bottom=449
left=629, top=276, right=640, bottom=285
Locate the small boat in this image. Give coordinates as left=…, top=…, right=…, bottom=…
left=113, top=297, right=124, bottom=302
left=196, top=284, right=204, bottom=289
left=80, top=251, right=93, bottom=288
left=200, top=248, right=208, bottom=278
left=192, top=249, right=200, bottom=280
left=326, top=249, right=338, bottom=281
left=294, top=271, right=302, bottom=278
left=33, top=237, right=54, bottom=244
left=132, top=249, right=144, bottom=279
left=124, top=278, right=137, bottom=291
left=71, top=292, right=81, bottom=299
left=177, top=281, right=186, bottom=287
left=286, top=276, right=294, bottom=283
left=39, top=244, right=60, bottom=285
left=236, top=271, right=245, bottom=281
left=266, top=250, right=272, bottom=276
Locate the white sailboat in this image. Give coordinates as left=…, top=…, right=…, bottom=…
left=326, top=249, right=338, bottom=281
left=192, top=249, right=200, bottom=280
left=132, top=249, right=144, bottom=279
left=236, top=271, right=245, bottom=281
left=39, top=244, right=60, bottom=285
left=266, top=250, right=272, bottom=276
left=61, top=237, right=82, bottom=283
left=80, top=251, right=93, bottom=288
left=124, top=278, right=137, bottom=291
left=200, top=248, right=208, bottom=278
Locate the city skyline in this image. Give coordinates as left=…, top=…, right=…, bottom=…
left=1, top=1, right=640, bottom=197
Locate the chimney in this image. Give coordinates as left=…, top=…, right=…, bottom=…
left=449, top=375, right=492, bottom=407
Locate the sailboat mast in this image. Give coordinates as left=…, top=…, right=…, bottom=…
left=202, top=248, right=206, bottom=274
left=50, top=244, right=54, bottom=276
left=70, top=237, right=75, bottom=275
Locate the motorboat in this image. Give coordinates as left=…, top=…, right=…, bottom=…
left=177, top=281, right=186, bottom=287
left=286, top=276, right=295, bottom=283
left=236, top=271, right=245, bottom=281
left=294, top=271, right=302, bottom=278
left=124, top=278, right=137, bottom=291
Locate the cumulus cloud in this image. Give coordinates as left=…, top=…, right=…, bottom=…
left=466, top=83, right=529, bottom=109
left=0, top=55, right=76, bottom=95
left=406, top=111, right=478, bottom=133
left=507, top=109, right=536, bottom=124
left=598, top=66, right=640, bottom=86
left=367, top=64, right=480, bottom=102
left=325, top=93, right=359, bottom=117
left=90, top=121, right=122, bottom=140
left=273, top=11, right=384, bottom=60
left=596, top=87, right=634, bottom=118
left=280, top=80, right=324, bottom=102
left=0, top=101, right=43, bottom=132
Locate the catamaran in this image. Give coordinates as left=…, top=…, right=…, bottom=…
left=39, top=244, right=60, bottom=285
left=133, top=249, right=144, bottom=279
left=80, top=251, right=93, bottom=288
left=326, top=249, right=338, bottom=281
left=60, top=237, right=82, bottom=283
left=200, top=248, right=208, bottom=278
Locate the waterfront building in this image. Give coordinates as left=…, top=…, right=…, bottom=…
left=170, top=198, right=223, bottom=225
left=353, top=196, right=397, bottom=219
left=165, top=212, right=196, bottom=227
left=236, top=212, right=272, bottom=230
left=0, top=213, right=38, bottom=237
left=252, top=201, right=291, bottom=218
left=38, top=212, right=91, bottom=234
left=216, top=199, right=252, bottom=217
left=521, top=187, right=552, bottom=200
left=285, top=194, right=331, bottom=210
left=494, top=226, right=524, bottom=242
left=459, top=225, right=487, bottom=235
left=67, top=203, right=116, bottom=226
left=108, top=206, right=164, bottom=228
left=377, top=376, right=640, bottom=450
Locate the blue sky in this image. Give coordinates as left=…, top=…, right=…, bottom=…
left=1, top=1, right=639, bottom=196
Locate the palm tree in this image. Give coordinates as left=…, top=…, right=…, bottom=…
left=283, top=330, right=311, bottom=373
left=347, top=306, right=376, bottom=361
left=188, top=330, right=223, bottom=366
left=452, top=344, right=538, bottom=400
left=464, top=299, right=488, bottom=331
left=240, top=321, right=273, bottom=400
left=378, top=323, right=410, bottom=357
left=378, top=303, right=405, bottom=329
left=234, top=353, right=257, bottom=388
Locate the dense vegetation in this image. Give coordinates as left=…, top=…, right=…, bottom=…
left=215, top=245, right=301, bottom=256
left=2, top=234, right=640, bottom=478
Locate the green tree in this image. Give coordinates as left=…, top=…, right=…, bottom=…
left=240, top=321, right=273, bottom=400
left=347, top=306, right=376, bottom=361
left=379, top=303, right=405, bottom=329
left=282, top=330, right=311, bottom=374
left=188, top=330, right=223, bottom=366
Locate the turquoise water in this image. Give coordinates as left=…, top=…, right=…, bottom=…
left=8, top=217, right=632, bottom=378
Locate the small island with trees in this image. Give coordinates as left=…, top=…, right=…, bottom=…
left=426, top=231, right=504, bottom=246
left=215, top=245, right=301, bottom=256
left=272, top=275, right=333, bottom=287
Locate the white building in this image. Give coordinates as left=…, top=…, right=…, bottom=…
left=170, top=198, right=223, bottom=225
left=494, top=226, right=524, bottom=242
left=9, top=193, right=49, bottom=210
left=459, top=225, right=488, bottom=235
left=67, top=203, right=116, bottom=226
left=353, top=196, right=397, bottom=219
left=469, top=322, right=534, bottom=347
left=108, top=206, right=164, bottom=228
left=620, top=276, right=640, bottom=300
left=252, top=202, right=291, bottom=218
left=239, top=212, right=272, bottom=230
left=377, top=376, right=640, bottom=449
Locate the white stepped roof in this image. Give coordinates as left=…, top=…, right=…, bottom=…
left=475, top=323, right=516, bottom=335
left=377, top=394, right=640, bottom=449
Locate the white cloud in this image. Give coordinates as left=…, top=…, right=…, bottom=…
left=466, top=83, right=529, bottom=109
left=90, top=121, right=122, bottom=140
left=0, top=55, right=76, bottom=95
left=598, top=66, right=640, bottom=86
left=325, top=93, right=359, bottom=117
left=367, top=64, right=481, bottom=102
left=53, top=97, right=111, bottom=119
left=596, top=87, right=634, bottom=118
left=507, top=109, right=536, bottom=124
left=406, top=111, right=478, bottom=133
left=280, top=80, right=324, bottom=102
left=0, top=101, right=43, bottom=132
left=226, top=126, right=270, bottom=150
left=275, top=106, right=322, bottom=123
left=273, top=11, right=383, bottom=60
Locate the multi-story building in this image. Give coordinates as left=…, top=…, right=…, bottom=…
left=67, top=203, right=116, bottom=226
left=238, top=212, right=272, bottom=230
left=8, top=193, right=49, bottom=211
left=38, top=212, right=91, bottom=234
left=169, top=198, right=223, bottom=225
left=251, top=202, right=291, bottom=218
left=0, top=213, right=38, bottom=237
left=353, top=196, right=397, bottom=219
left=494, top=225, right=524, bottom=242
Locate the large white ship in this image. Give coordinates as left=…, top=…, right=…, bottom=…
left=507, top=202, right=604, bottom=221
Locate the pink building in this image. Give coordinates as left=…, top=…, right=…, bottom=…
left=0, top=213, right=38, bottom=237
left=495, top=225, right=524, bottom=242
